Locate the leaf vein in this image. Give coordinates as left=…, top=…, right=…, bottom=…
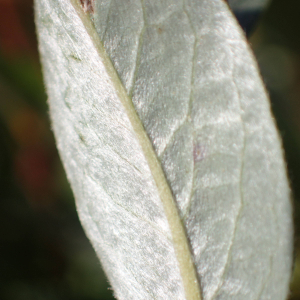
left=210, top=54, right=246, bottom=300
left=129, top=0, right=146, bottom=96
left=87, top=174, right=172, bottom=240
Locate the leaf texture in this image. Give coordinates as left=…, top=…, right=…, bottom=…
left=35, top=0, right=293, bottom=299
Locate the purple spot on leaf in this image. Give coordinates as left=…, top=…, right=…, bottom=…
left=193, top=143, right=206, bottom=162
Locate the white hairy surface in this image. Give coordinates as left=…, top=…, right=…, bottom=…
left=35, top=0, right=293, bottom=299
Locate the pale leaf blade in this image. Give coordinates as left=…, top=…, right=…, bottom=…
left=35, top=0, right=293, bottom=300
left=34, top=0, right=200, bottom=299
left=93, top=0, right=293, bottom=299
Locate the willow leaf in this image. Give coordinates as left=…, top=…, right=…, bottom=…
left=34, top=0, right=293, bottom=299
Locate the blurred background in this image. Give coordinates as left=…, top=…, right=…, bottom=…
left=0, top=0, right=299, bottom=299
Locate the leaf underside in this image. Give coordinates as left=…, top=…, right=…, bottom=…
left=35, top=0, right=293, bottom=299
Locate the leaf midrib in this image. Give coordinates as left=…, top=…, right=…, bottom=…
left=69, top=0, right=202, bottom=299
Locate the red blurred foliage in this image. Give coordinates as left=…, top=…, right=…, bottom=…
left=15, top=145, right=54, bottom=208
left=0, top=0, right=35, bottom=58
left=9, top=107, right=57, bottom=210
left=0, top=0, right=59, bottom=210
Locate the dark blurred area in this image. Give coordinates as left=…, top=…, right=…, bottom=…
left=251, top=1, right=300, bottom=298
left=0, top=0, right=299, bottom=299
left=0, top=0, right=114, bottom=299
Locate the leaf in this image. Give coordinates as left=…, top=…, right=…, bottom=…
left=34, top=0, right=293, bottom=299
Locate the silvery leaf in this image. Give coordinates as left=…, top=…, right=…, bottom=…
left=34, top=0, right=293, bottom=299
